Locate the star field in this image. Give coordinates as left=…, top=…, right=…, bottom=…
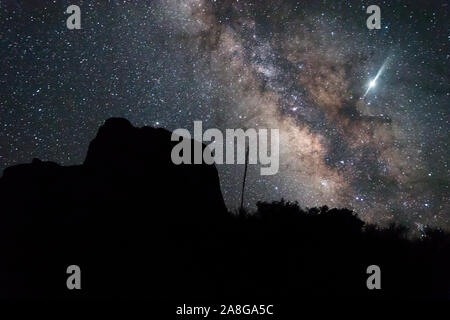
left=0, top=0, right=449, bottom=232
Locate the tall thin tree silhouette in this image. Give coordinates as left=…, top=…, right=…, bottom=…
left=240, top=145, right=249, bottom=212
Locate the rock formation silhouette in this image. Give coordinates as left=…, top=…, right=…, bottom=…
left=0, top=118, right=227, bottom=299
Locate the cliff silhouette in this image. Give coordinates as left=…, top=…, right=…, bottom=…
left=0, top=118, right=448, bottom=300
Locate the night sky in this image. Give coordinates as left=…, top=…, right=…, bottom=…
left=1, top=0, right=449, bottom=232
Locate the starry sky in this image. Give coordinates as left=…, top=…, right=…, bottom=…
left=1, top=0, right=449, bottom=231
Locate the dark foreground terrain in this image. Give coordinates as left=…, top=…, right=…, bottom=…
left=0, top=118, right=449, bottom=300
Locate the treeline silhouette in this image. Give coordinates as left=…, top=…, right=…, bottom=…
left=228, top=201, right=450, bottom=300
left=0, top=118, right=448, bottom=300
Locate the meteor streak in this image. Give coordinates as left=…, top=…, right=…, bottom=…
left=363, top=58, right=390, bottom=97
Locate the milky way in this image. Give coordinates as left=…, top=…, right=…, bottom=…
left=0, top=0, right=449, bottom=232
